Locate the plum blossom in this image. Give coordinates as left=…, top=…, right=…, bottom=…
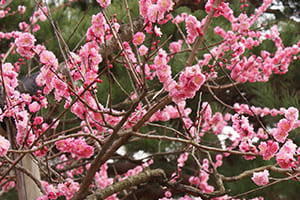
left=0, top=135, right=10, bottom=157
left=157, top=0, right=174, bottom=12
left=96, top=0, right=111, bottom=8
left=0, top=10, right=6, bottom=18
left=252, top=170, right=269, bottom=186
left=154, top=25, right=163, bottom=37
left=29, top=101, right=41, bottom=113
left=147, top=4, right=163, bottom=23
left=185, top=15, right=201, bottom=44
left=285, top=107, right=299, bottom=121
left=210, top=112, right=227, bottom=135
left=169, top=40, right=183, bottom=53
left=40, top=50, right=58, bottom=69
left=18, top=5, right=26, bottom=14
left=15, top=32, right=35, bottom=48
left=273, top=119, right=291, bottom=143
left=139, top=0, right=152, bottom=18
left=15, top=32, right=36, bottom=58
left=177, top=152, right=188, bottom=169
left=258, top=140, right=279, bottom=160
left=276, top=139, right=297, bottom=168
left=39, top=179, right=79, bottom=200
left=169, top=64, right=205, bottom=103
left=56, top=137, right=94, bottom=158
left=87, top=13, right=106, bottom=43
left=132, top=32, right=145, bottom=45
left=138, top=45, right=148, bottom=56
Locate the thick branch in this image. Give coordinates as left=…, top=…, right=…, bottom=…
left=86, top=169, right=167, bottom=200
left=86, top=168, right=225, bottom=200
left=221, top=165, right=300, bottom=182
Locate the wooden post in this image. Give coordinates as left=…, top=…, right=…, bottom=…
left=6, top=118, right=42, bottom=200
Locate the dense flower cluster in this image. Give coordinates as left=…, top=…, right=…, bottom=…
left=38, top=179, right=79, bottom=200
left=56, top=137, right=94, bottom=158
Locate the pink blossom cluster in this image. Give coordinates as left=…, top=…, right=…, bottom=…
left=185, top=15, right=203, bottom=44
left=36, top=50, right=70, bottom=101
left=250, top=0, right=273, bottom=25
left=177, top=152, right=188, bottom=170
left=15, top=32, right=36, bottom=58
left=70, top=90, right=109, bottom=132
left=94, top=163, right=113, bottom=189
left=258, top=140, right=279, bottom=160
left=16, top=6, right=46, bottom=32
left=232, top=114, right=255, bottom=139
left=276, top=139, right=297, bottom=169
left=239, top=139, right=258, bottom=160
left=138, top=44, right=148, bottom=56
left=199, top=102, right=227, bottom=135
left=189, top=159, right=214, bottom=193
left=168, top=64, right=206, bottom=103
left=77, top=41, right=102, bottom=80
left=1, top=63, right=18, bottom=95
left=121, top=159, right=154, bottom=181
left=154, top=49, right=171, bottom=83
left=205, top=0, right=234, bottom=20
left=18, top=5, right=26, bottom=15
left=31, top=7, right=47, bottom=24
left=169, top=40, right=183, bottom=54
left=122, top=41, right=137, bottom=67
left=169, top=152, right=189, bottom=183
left=251, top=169, right=269, bottom=186
left=272, top=108, right=300, bottom=143
left=237, top=27, right=297, bottom=82
left=0, top=135, right=10, bottom=157
left=215, top=154, right=223, bottom=168
left=234, top=103, right=300, bottom=143
left=202, top=2, right=300, bottom=84
left=56, top=137, right=94, bottom=158
left=30, top=7, right=47, bottom=32
left=94, top=163, right=118, bottom=199
left=139, top=0, right=174, bottom=23
left=0, top=4, right=26, bottom=19
left=38, top=179, right=79, bottom=200
left=234, top=103, right=286, bottom=117
left=87, top=13, right=106, bottom=43
left=149, top=101, right=191, bottom=122
left=0, top=66, right=48, bottom=147
left=136, top=63, right=156, bottom=80
left=15, top=110, right=35, bottom=146
left=0, top=178, right=15, bottom=194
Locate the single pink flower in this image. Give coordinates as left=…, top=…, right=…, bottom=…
left=252, top=170, right=269, bottom=186
left=40, top=50, right=58, bottom=68
left=138, top=45, right=148, bottom=56
left=29, top=101, right=41, bottom=113
left=15, top=32, right=36, bottom=48
left=132, top=32, right=145, bottom=45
